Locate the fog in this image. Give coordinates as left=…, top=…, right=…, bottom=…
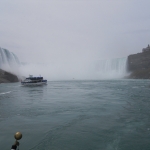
left=0, top=1, right=150, bottom=79
left=19, top=61, right=95, bottom=80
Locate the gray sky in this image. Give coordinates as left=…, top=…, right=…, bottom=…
left=1, top=0, right=150, bottom=64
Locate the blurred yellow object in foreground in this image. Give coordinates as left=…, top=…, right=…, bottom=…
left=14, top=132, right=22, bottom=140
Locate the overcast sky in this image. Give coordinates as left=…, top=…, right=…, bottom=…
left=1, top=0, right=150, bottom=64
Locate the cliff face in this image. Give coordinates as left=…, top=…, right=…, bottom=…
left=127, top=51, right=150, bottom=79
left=0, top=69, right=19, bottom=83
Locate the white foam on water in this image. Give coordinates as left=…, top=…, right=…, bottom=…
left=0, top=91, right=11, bottom=95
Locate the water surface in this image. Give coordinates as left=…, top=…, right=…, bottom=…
left=0, top=80, right=150, bottom=150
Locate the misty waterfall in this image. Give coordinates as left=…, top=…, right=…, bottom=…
left=96, top=57, right=127, bottom=79
left=0, top=47, right=128, bottom=79
left=0, top=47, right=20, bottom=72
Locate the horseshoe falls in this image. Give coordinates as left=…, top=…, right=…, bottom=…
left=19, top=57, right=128, bottom=80
left=0, top=47, right=128, bottom=80
left=96, top=57, right=128, bottom=79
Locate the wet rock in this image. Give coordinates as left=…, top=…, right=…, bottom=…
left=0, top=69, right=19, bottom=83
left=127, top=47, right=150, bottom=79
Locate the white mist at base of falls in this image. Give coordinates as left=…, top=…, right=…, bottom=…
left=19, top=57, right=128, bottom=81
left=0, top=47, right=128, bottom=80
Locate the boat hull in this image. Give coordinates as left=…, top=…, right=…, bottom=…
left=21, top=81, right=47, bottom=86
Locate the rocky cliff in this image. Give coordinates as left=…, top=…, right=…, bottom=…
left=127, top=49, right=150, bottom=79
left=0, top=69, right=19, bottom=83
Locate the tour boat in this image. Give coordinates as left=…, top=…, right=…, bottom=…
left=21, top=75, right=47, bottom=86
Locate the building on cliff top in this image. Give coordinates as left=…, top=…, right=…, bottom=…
left=142, top=44, right=150, bottom=52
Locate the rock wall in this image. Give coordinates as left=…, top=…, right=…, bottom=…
left=127, top=51, right=150, bottom=79
left=0, top=69, right=19, bottom=83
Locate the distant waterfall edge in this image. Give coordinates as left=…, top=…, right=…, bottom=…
left=0, top=47, right=21, bottom=75
left=95, top=57, right=128, bottom=79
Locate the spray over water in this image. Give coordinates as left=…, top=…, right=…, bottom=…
left=0, top=48, right=128, bottom=80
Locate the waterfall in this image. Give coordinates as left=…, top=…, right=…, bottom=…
left=0, top=47, right=20, bottom=73
left=0, top=46, right=128, bottom=80
left=96, top=57, right=128, bottom=79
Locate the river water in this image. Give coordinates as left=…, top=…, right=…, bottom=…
left=0, top=80, right=150, bottom=150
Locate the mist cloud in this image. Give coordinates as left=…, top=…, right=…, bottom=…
left=0, top=1, right=150, bottom=79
